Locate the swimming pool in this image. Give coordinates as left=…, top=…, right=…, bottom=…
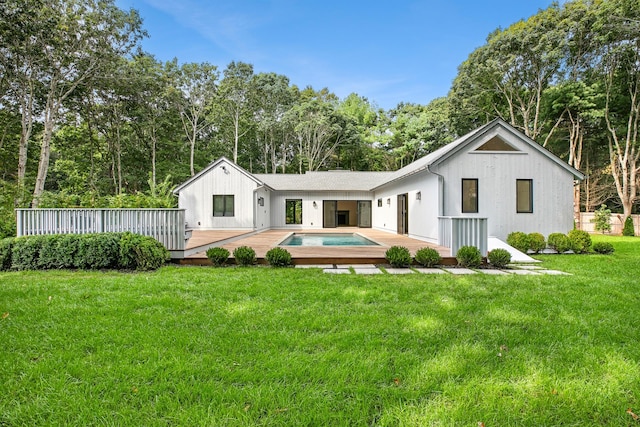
left=279, top=233, right=380, bottom=246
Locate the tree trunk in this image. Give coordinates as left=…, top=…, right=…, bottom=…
left=32, top=102, right=56, bottom=207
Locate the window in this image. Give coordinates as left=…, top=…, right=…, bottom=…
left=213, top=195, right=234, bottom=217
left=462, top=179, right=478, bottom=213
left=377, top=198, right=382, bottom=207
left=286, top=199, right=302, bottom=224
left=516, top=179, right=533, bottom=213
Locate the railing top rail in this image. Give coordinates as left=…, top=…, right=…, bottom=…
left=15, top=208, right=185, bottom=212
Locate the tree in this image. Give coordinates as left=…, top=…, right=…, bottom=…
left=15, top=0, right=145, bottom=207
left=211, top=61, right=255, bottom=164
left=173, top=61, right=218, bottom=176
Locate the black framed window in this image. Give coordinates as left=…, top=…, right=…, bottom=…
left=462, top=179, right=478, bottom=213
left=213, top=195, right=234, bottom=217
left=516, top=179, right=533, bottom=213
left=286, top=199, right=302, bottom=224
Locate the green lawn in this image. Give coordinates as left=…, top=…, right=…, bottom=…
left=1, top=235, right=640, bottom=425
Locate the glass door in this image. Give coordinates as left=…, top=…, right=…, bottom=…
left=323, top=200, right=337, bottom=228
left=357, top=200, right=372, bottom=228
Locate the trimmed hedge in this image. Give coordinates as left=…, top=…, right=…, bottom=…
left=487, top=248, right=511, bottom=269
left=385, top=245, right=412, bottom=267
left=206, top=247, right=230, bottom=266
left=528, top=232, right=546, bottom=254
left=567, top=229, right=592, bottom=254
left=506, top=231, right=530, bottom=253
left=0, top=232, right=169, bottom=271
left=456, top=245, right=482, bottom=268
left=414, top=247, right=441, bottom=267
left=233, top=246, right=256, bottom=266
left=265, top=247, right=292, bottom=267
left=547, top=232, right=571, bottom=253
left=592, top=241, right=615, bottom=254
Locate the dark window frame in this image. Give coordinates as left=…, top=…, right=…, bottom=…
left=516, top=179, right=533, bottom=213
left=213, top=194, right=234, bottom=217
left=285, top=199, right=303, bottom=224
left=462, top=178, right=478, bottom=213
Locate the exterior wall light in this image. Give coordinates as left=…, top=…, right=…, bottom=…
left=416, top=191, right=421, bottom=200
left=313, top=201, right=317, bottom=207
left=387, top=198, right=391, bottom=205
left=258, top=197, right=264, bottom=206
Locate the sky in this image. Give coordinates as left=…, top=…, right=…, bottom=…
left=114, top=0, right=561, bottom=110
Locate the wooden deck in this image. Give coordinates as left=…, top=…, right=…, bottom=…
left=179, top=228, right=454, bottom=265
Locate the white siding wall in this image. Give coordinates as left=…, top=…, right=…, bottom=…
left=433, top=127, right=575, bottom=240
left=178, top=159, right=258, bottom=229
left=373, top=173, right=440, bottom=243
left=254, top=187, right=271, bottom=231
left=270, top=191, right=373, bottom=228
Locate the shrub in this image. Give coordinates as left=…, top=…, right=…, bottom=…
left=414, top=247, right=441, bottom=267
left=76, top=233, right=120, bottom=269
left=385, top=245, right=412, bottom=267
left=265, top=247, right=292, bottom=267
left=456, top=245, right=482, bottom=268
left=119, top=232, right=169, bottom=270
left=547, top=233, right=571, bottom=253
left=528, top=232, right=546, bottom=253
left=206, top=247, right=230, bottom=266
left=487, top=248, right=511, bottom=269
left=567, top=229, right=592, bottom=254
left=233, top=246, right=256, bottom=266
left=56, top=234, right=81, bottom=268
left=506, top=231, right=530, bottom=253
left=37, top=234, right=65, bottom=270
left=622, top=216, right=635, bottom=236
left=592, top=241, right=615, bottom=254
left=11, top=235, right=47, bottom=270
left=592, top=204, right=612, bottom=233
left=0, top=237, right=13, bottom=271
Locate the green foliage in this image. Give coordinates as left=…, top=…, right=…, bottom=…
left=456, top=245, right=482, bottom=268
left=11, top=235, right=47, bottom=271
left=592, top=241, right=614, bottom=254
left=206, top=247, right=230, bottom=266
left=414, top=247, right=441, bottom=267
left=506, top=231, right=530, bottom=253
left=547, top=233, right=571, bottom=253
left=567, top=229, right=592, bottom=254
left=385, top=245, right=412, bottom=267
left=487, top=248, right=511, bottom=269
left=118, top=232, right=169, bottom=271
left=528, top=232, right=546, bottom=253
left=265, top=247, right=292, bottom=267
left=592, top=204, right=612, bottom=233
left=0, top=238, right=14, bottom=271
left=233, top=246, right=256, bottom=266
left=76, top=234, right=121, bottom=270
left=622, top=216, right=635, bottom=237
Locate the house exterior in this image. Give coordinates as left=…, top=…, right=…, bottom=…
left=174, top=119, right=584, bottom=246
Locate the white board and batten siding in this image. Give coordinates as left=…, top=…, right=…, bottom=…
left=177, top=158, right=260, bottom=230
left=432, top=126, right=576, bottom=241
left=269, top=191, right=372, bottom=228
left=372, top=172, right=441, bottom=243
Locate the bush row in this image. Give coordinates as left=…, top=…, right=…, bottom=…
left=386, top=245, right=509, bottom=269
left=207, top=246, right=292, bottom=267
left=506, top=230, right=613, bottom=254
left=0, top=232, right=169, bottom=271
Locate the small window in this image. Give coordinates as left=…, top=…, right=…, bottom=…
left=462, top=179, right=478, bottom=213
left=377, top=198, right=382, bottom=207
left=286, top=199, right=302, bottom=224
left=213, top=195, right=234, bottom=217
left=517, top=179, right=533, bottom=213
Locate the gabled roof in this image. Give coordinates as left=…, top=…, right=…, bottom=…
left=173, top=156, right=269, bottom=194
left=255, top=170, right=393, bottom=191
left=372, top=118, right=584, bottom=190
left=175, top=119, right=584, bottom=195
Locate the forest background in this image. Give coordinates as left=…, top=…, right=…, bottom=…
left=1, top=0, right=639, bottom=238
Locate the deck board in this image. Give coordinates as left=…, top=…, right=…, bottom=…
left=181, top=228, right=452, bottom=265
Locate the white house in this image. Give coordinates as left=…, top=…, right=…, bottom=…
left=173, top=119, right=584, bottom=248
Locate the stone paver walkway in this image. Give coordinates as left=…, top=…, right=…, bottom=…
left=296, top=264, right=572, bottom=276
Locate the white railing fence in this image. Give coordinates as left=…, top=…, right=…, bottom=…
left=16, top=209, right=187, bottom=251
left=438, top=216, right=488, bottom=256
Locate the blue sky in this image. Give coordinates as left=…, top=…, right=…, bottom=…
left=115, top=0, right=559, bottom=110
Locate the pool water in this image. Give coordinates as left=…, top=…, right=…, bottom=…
left=279, top=233, right=379, bottom=246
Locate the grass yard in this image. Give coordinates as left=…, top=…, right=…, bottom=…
left=1, top=235, right=640, bottom=425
